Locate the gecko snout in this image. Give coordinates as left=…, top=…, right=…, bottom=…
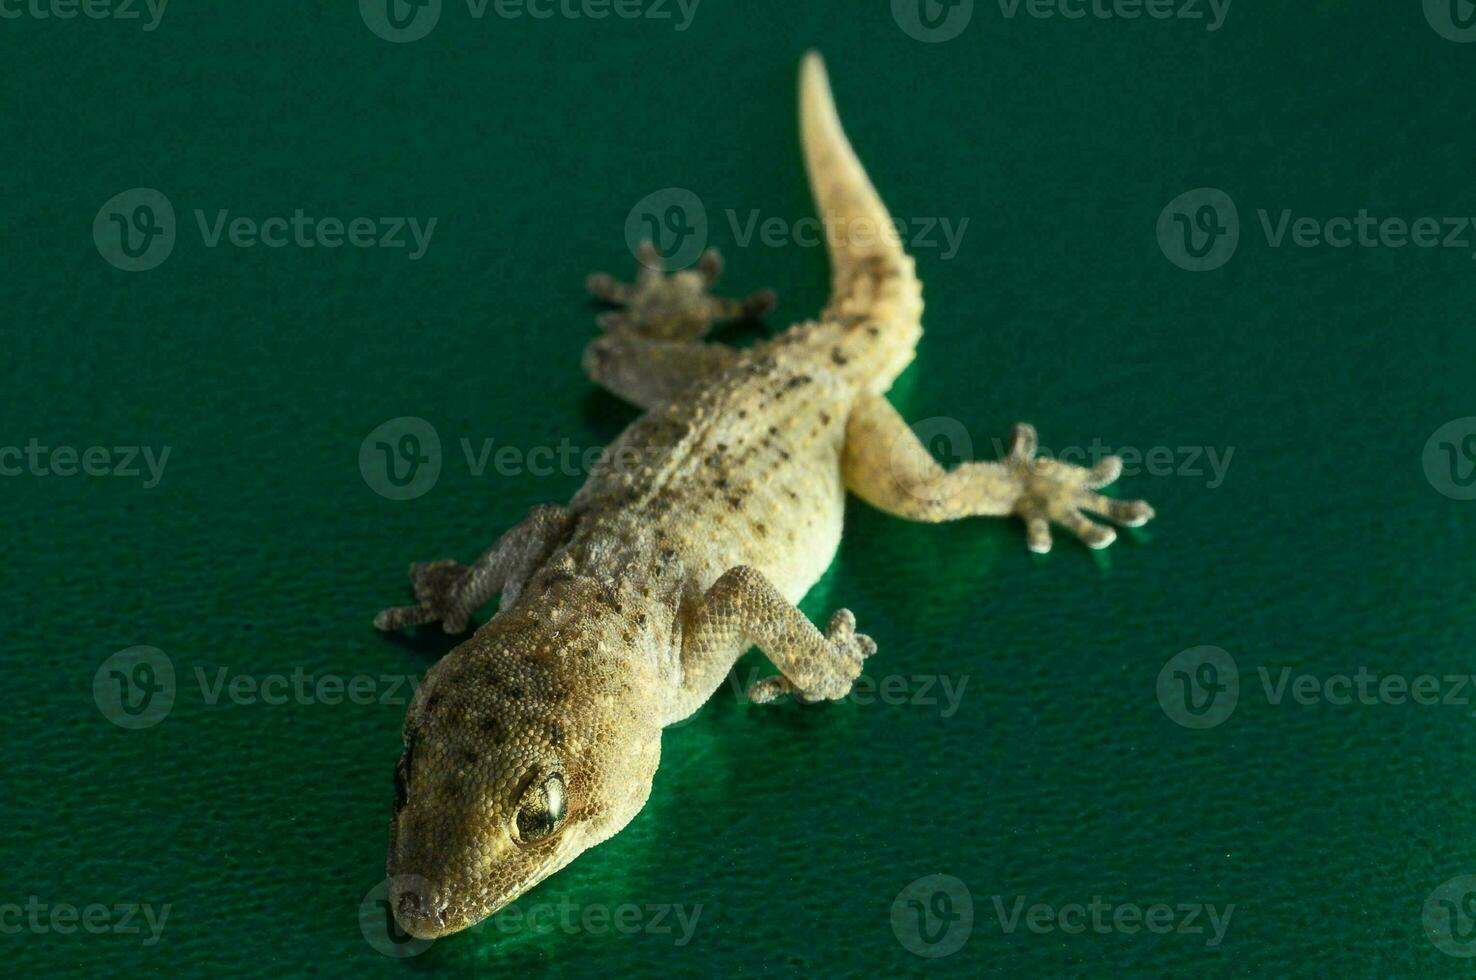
left=389, top=875, right=450, bottom=939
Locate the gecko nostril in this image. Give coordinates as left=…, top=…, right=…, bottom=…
left=395, top=883, right=447, bottom=927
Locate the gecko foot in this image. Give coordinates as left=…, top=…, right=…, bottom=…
left=1005, top=423, right=1155, bottom=554
left=373, top=559, right=474, bottom=634
left=748, top=609, right=877, bottom=705
left=587, top=243, right=775, bottom=342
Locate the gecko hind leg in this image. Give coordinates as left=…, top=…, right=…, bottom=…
left=842, top=395, right=1154, bottom=553
left=587, top=244, right=776, bottom=342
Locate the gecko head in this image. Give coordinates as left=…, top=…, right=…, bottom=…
left=385, top=614, right=661, bottom=940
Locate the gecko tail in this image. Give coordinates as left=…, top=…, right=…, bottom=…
left=799, top=51, right=924, bottom=392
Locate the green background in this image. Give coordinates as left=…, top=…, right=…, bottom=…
left=5, top=0, right=1476, bottom=975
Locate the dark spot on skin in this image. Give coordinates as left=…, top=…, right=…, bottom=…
left=830, top=348, right=849, bottom=366
left=866, top=326, right=880, bottom=337
left=755, top=523, right=768, bottom=538
left=463, top=749, right=480, bottom=766
left=716, top=478, right=728, bottom=489
left=594, top=585, right=622, bottom=614
left=786, top=489, right=799, bottom=501
left=778, top=449, right=791, bottom=461
left=636, top=612, right=648, bottom=627
left=547, top=723, right=564, bottom=749
left=728, top=496, right=743, bottom=510
left=424, top=693, right=442, bottom=714
left=393, top=753, right=411, bottom=812
left=541, top=568, right=576, bottom=588
left=738, top=409, right=747, bottom=419
left=768, top=426, right=779, bottom=436
left=820, top=411, right=832, bottom=425
left=622, top=629, right=634, bottom=644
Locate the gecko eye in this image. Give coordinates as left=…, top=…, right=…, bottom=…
left=513, top=772, right=566, bottom=844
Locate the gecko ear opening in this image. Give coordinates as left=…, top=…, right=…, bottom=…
left=513, top=772, right=566, bottom=845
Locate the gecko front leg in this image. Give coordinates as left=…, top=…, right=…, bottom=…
left=374, top=504, right=571, bottom=633
left=674, top=565, right=876, bottom=719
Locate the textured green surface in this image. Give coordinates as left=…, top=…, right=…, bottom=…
left=6, top=1, right=1476, bottom=976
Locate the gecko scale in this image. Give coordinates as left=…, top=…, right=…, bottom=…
left=374, top=53, right=1155, bottom=940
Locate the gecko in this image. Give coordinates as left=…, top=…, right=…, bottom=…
left=373, top=52, right=1155, bottom=940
